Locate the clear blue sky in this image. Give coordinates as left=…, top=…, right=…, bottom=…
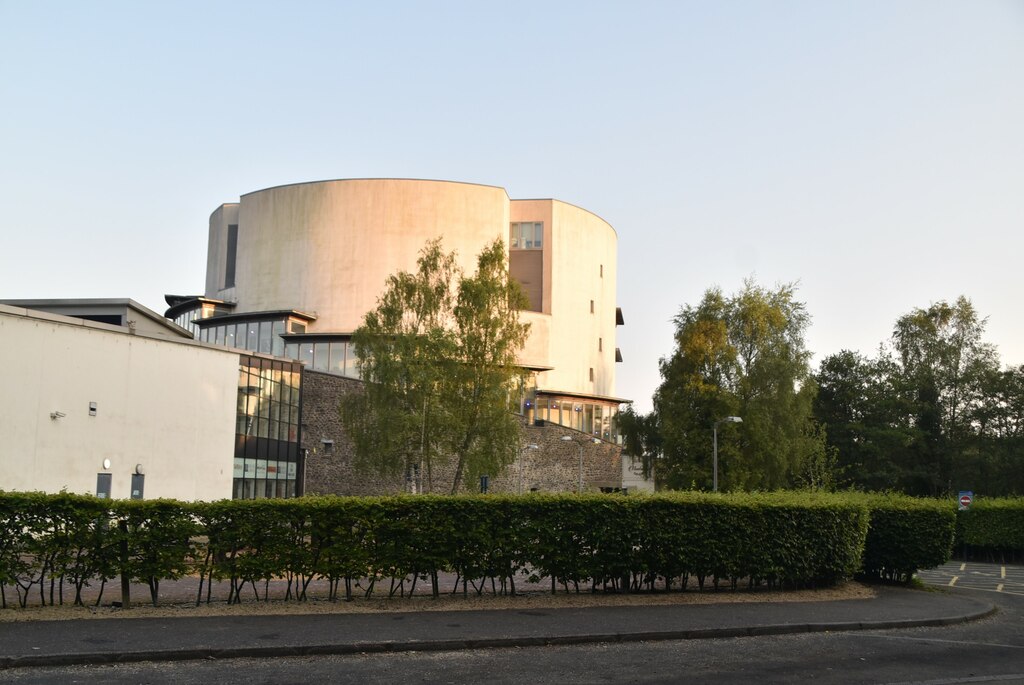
left=2, top=1, right=1022, bottom=412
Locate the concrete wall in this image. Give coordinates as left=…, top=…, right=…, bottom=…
left=0, top=305, right=239, bottom=501
left=205, top=203, right=239, bottom=298
left=300, top=371, right=623, bottom=496
left=202, top=180, right=621, bottom=402
left=214, top=180, right=510, bottom=331
left=512, top=199, right=618, bottom=398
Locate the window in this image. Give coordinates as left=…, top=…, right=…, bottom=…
left=590, top=300, right=594, bottom=313
left=329, top=341, right=346, bottom=375
left=510, top=222, right=543, bottom=250
left=600, top=264, right=603, bottom=278
left=598, top=337, right=603, bottom=352
left=272, top=321, right=285, bottom=356
left=234, top=356, right=302, bottom=500
left=225, top=224, right=238, bottom=288
left=589, top=367, right=594, bottom=382
left=258, top=321, right=272, bottom=354
left=312, top=342, right=329, bottom=371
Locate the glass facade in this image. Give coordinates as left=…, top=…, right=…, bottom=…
left=510, top=221, right=543, bottom=249
left=199, top=318, right=291, bottom=358
left=170, top=301, right=231, bottom=339
left=531, top=394, right=621, bottom=443
left=233, top=355, right=302, bottom=499
left=283, top=338, right=360, bottom=379
left=172, top=308, right=202, bottom=338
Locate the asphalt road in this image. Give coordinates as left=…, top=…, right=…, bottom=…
left=1, top=563, right=1018, bottom=684
left=2, top=586, right=1021, bottom=685
left=917, top=560, right=1024, bottom=597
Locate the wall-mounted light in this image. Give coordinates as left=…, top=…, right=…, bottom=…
left=135, top=463, right=145, bottom=476
left=50, top=411, right=66, bottom=420
left=102, top=459, right=111, bottom=470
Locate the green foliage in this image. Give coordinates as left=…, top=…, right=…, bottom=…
left=0, top=491, right=116, bottom=608
left=958, top=497, right=1024, bottom=553
left=342, top=238, right=530, bottom=494
left=194, top=500, right=300, bottom=604
left=0, top=491, right=969, bottom=608
left=116, top=500, right=201, bottom=607
left=626, top=280, right=830, bottom=491
left=815, top=297, right=1023, bottom=496
left=853, top=493, right=955, bottom=584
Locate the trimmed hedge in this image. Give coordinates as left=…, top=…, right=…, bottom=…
left=0, top=490, right=955, bottom=608
left=855, top=494, right=955, bottom=584
left=958, top=497, right=1024, bottom=561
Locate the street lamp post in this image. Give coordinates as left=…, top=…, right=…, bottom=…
left=561, top=435, right=601, bottom=494
left=519, top=443, right=539, bottom=494
left=712, top=416, right=742, bottom=492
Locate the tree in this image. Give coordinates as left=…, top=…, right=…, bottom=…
left=341, top=238, right=530, bottom=494
left=814, top=296, right=1021, bottom=496
left=626, top=279, right=830, bottom=491
left=814, top=349, right=914, bottom=492
left=890, top=297, right=998, bottom=495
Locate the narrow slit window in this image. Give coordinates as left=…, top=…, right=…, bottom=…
left=225, top=224, right=238, bottom=288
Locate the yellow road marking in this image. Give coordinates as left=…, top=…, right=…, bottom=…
left=949, top=576, right=959, bottom=586
left=960, top=563, right=967, bottom=571
left=1002, top=566, right=1007, bottom=579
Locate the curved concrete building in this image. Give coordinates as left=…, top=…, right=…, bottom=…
left=167, top=178, right=627, bottom=440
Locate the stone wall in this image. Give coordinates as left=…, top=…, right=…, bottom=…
left=300, top=370, right=625, bottom=496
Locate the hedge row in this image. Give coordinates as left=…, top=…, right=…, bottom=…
left=957, top=497, right=1024, bottom=562
left=852, top=494, right=955, bottom=583
left=0, top=491, right=953, bottom=608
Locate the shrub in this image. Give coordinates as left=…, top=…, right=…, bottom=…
left=856, top=493, right=954, bottom=583
left=1, top=489, right=963, bottom=606
left=958, top=497, right=1024, bottom=561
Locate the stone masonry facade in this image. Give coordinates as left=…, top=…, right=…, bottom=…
left=300, top=370, right=625, bottom=496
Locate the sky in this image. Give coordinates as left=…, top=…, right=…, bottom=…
left=1, top=1, right=1022, bottom=413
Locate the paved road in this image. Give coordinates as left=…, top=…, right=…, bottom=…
left=0, top=586, right=1017, bottom=684
left=0, top=581, right=1015, bottom=683
left=1, top=564, right=1019, bottom=683
left=917, top=560, right=1024, bottom=596
left=0, top=587, right=990, bottom=670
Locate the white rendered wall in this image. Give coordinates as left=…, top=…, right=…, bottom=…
left=0, top=306, right=238, bottom=501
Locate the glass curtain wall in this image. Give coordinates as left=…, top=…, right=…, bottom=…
left=284, top=338, right=360, bottom=379
left=233, top=355, right=302, bottom=499
left=533, top=394, right=621, bottom=443
left=200, top=319, right=289, bottom=357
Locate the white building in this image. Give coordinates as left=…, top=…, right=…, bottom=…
left=0, top=302, right=302, bottom=501
left=167, top=178, right=628, bottom=440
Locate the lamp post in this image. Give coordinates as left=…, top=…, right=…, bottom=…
left=561, top=435, right=601, bottom=493
left=712, top=416, right=742, bottom=492
left=519, top=443, right=539, bottom=494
